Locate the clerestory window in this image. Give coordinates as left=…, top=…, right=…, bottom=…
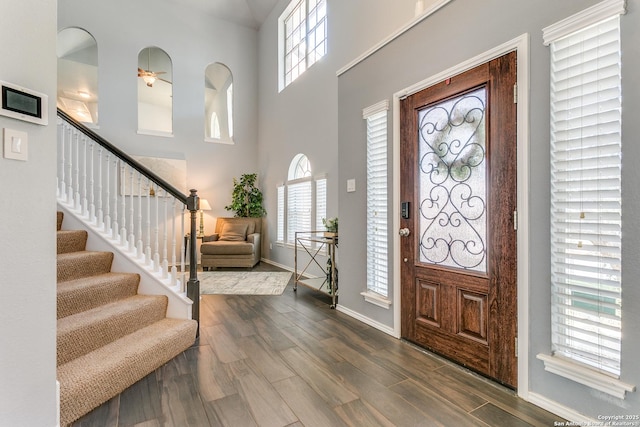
left=278, top=0, right=327, bottom=91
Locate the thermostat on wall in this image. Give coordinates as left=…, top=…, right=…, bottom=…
left=0, top=80, right=48, bottom=125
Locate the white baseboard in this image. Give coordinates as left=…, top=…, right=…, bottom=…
left=56, top=380, right=60, bottom=427
left=336, top=304, right=398, bottom=337
left=261, top=257, right=292, bottom=272
left=527, top=392, right=594, bottom=424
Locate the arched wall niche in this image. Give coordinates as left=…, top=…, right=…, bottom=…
left=57, top=27, right=99, bottom=125
left=204, top=62, right=233, bottom=143
left=137, top=46, right=173, bottom=135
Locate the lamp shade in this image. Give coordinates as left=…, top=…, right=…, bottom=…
left=199, top=199, right=212, bottom=211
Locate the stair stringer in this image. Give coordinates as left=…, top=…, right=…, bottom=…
left=57, top=202, right=193, bottom=320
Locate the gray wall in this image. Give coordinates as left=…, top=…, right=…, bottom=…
left=59, top=0, right=262, bottom=229
left=257, top=0, right=425, bottom=269
left=337, top=0, right=639, bottom=418
left=0, top=1, right=58, bottom=425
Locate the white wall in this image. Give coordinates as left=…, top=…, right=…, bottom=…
left=0, top=1, right=58, bottom=425
left=59, top=0, right=262, bottom=232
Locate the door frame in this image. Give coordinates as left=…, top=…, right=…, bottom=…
left=391, top=34, right=531, bottom=398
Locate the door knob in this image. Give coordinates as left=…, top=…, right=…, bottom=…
left=399, top=228, right=411, bottom=237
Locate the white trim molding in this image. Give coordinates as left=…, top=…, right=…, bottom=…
left=336, top=304, right=397, bottom=337
left=392, top=33, right=531, bottom=399
left=337, top=0, right=453, bottom=76
left=542, top=0, right=626, bottom=45
left=537, top=354, right=636, bottom=399
left=362, top=99, right=389, bottom=118
left=527, top=392, right=599, bottom=425
left=360, top=291, right=392, bottom=309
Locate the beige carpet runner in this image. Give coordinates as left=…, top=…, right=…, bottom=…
left=56, top=211, right=197, bottom=426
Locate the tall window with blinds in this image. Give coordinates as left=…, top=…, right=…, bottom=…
left=287, top=180, right=312, bottom=244
left=364, top=101, right=389, bottom=298
left=276, top=154, right=327, bottom=245
left=547, top=13, right=622, bottom=377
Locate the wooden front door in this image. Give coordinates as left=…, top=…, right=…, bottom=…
left=400, top=51, right=518, bottom=387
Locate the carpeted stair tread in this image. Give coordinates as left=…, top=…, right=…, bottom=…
left=57, top=251, right=113, bottom=282
left=57, top=211, right=63, bottom=231
left=58, top=317, right=197, bottom=426
left=57, top=230, right=88, bottom=254
left=57, top=294, right=168, bottom=366
left=57, top=272, right=140, bottom=319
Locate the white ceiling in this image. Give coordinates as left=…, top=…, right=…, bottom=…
left=171, top=0, right=281, bottom=29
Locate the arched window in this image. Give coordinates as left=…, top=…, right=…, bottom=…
left=205, top=62, right=234, bottom=143
left=137, top=47, right=172, bottom=135
left=210, top=112, right=221, bottom=139
left=288, top=153, right=311, bottom=180
left=277, top=154, right=327, bottom=244
left=57, top=27, right=98, bottom=125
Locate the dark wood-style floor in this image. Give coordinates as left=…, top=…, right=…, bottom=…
left=72, top=263, right=562, bottom=427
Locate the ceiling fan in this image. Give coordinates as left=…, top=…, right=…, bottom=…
left=137, top=48, right=171, bottom=87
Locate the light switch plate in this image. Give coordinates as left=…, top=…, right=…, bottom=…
left=3, top=128, right=28, bottom=161
left=347, top=178, right=356, bottom=192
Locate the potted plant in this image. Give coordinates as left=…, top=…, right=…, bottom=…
left=225, top=173, right=266, bottom=217
left=322, top=217, right=338, bottom=238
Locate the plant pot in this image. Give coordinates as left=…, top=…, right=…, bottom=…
left=323, top=231, right=338, bottom=238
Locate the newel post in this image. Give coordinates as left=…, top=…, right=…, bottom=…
left=186, top=189, right=200, bottom=336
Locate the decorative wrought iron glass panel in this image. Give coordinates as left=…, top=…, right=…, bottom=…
left=418, top=87, right=487, bottom=272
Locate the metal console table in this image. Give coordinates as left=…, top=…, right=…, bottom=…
left=294, top=231, right=338, bottom=308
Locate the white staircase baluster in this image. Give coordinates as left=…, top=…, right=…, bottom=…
left=153, top=192, right=160, bottom=272
left=81, top=135, right=88, bottom=216
left=145, top=177, right=152, bottom=265
left=111, top=158, right=119, bottom=241
left=128, top=166, right=135, bottom=251
left=103, top=152, right=110, bottom=234
left=66, top=126, right=73, bottom=205
left=136, top=174, right=143, bottom=258
left=120, top=162, right=127, bottom=246
left=170, top=198, right=178, bottom=287
left=162, top=192, right=169, bottom=279
left=73, top=131, right=80, bottom=210
left=57, top=120, right=65, bottom=198
left=89, top=141, right=96, bottom=223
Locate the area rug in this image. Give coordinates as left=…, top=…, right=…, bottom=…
left=199, top=271, right=292, bottom=295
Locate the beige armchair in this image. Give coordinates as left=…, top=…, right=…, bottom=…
left=200, top=217, right=261, bottom=270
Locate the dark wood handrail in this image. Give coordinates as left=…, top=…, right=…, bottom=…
left=57, top=108, right=187, bottom=204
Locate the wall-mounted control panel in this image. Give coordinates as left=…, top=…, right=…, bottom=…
left=0, top=80, right=48, bottom=125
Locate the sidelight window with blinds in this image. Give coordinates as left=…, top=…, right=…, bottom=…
left=364, top=101, right=389, bottom=299
left=544, top=0, right=624, bottom=378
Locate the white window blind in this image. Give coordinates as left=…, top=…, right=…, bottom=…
left=287, top=180, right=312, bottom=244
left=277, top=185, right=285, bottom=243
left=548, top=14, right=622, bottom=377
left=364, top=102, right=389, bottom=297
left=315, top=177, right=327, bottom=231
